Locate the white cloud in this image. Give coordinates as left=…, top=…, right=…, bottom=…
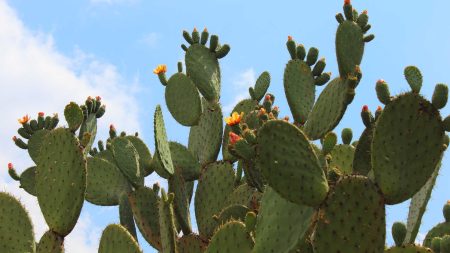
left=223, top=68, right=255, bottom=115
left=0, top=0, right=141, bottom=252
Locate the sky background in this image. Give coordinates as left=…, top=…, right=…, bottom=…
left=1, top=0, right=449, bottom=252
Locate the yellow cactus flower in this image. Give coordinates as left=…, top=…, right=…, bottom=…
left=18, top=115, right=30, bottom=124
left=225, top=112, right=244, bottom=126
left=153, top=64, right=167, bottom=75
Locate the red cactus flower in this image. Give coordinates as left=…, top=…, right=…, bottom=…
left=229, top=132, right=241, bottom=145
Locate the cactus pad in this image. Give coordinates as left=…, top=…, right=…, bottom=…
left=98, top=224, right=142, bottom=253
left=125, top=135, right=153, bottom=177
left=185, top=44, right=221, bottom=103
left=312, top=175, right=385, bottom=253
left=284, top=59, right=315, bottom=124
left=385, top=245, right=433, bottom=253
left=0, top=192, right=35, bottom=253
left=85, top=157, right=129, bottom=206
left=169, top=141, right=200, bottom=181
left=214, top=204, right=250, bottom=225
left=195, top=162, right=235, bottom=238
left=253, top=187, right=314, bottom=253
left=36, top=128, right=86, bottom=236
left=188, top=100, right=223, bottom=165
left=177, top=234, right=207, bottom=253
left=252, top=71, right=271, bottom=101
left=372, top=93, right=444, bottom=204
left=111, top=137, right=142, bottom=187
left=28, top=129, right=49, bottom=164
left=304, top=78, right=352, bottom=140
left=154, top=105, right=175, bottom=176
left=352, top=127, right=373, bottom=175
left=169, top=167, right=192, bottom=235
left=205, top=221, right=254, bottom=253
left=159, top=190, right=178, bottom=253
left=19, top=166, right=37, bottom=196
left=329, top=144, right=355, bottom=174
left=36, top=230, right=64, bottom=253
left=165, top=72, right=202, bottom=126
left=128, top=187, right=161, bottom=250
left=257, top=120, right=328, bottom=207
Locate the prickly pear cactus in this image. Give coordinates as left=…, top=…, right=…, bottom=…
left=4, top=1, right=450, bottom=253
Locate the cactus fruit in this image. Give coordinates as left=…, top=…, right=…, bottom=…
left=5, top=1, right=450, bottom=253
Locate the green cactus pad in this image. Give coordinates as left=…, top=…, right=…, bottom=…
left=96, top=149, right=115, bottom=164
left=36, top=128, right=86, bottom=236
left=154, top=105, right=174, bottom=176
left=404, top=66, right=423, bottom=93
left=169, top=168, right=192, bottom=235
left=119, top=193, right=138, bottom=240
left=188, top=100, right=223, bottom=165
left=85, top=157, right=129, bottom=206
left=257, top=120, right=328, bottom=207
left=28, top=129, right=49, bottom=164
left=336, top=21, right=364, bottom=77
left=214, top=205, right=249, bottom=225
left=195, top=162, right=235, bottom=238
left=372, top=93, right=444, bottom=204
left=404, top=162, right=441, bottom=244
left=125, top=135, right=153, bottom=177
left=0, top=192, right=35, bottom=253
left=312, top=175, right=385, bottom=253
left=224, top=183, right=261, bottom=209
left=20, top=166, right=37, bottom=196
left=111, top=137, right=143, bottom=187
left=177, top=234, right=207, bottom=253
left=78, top=114, right=97, bottom=152
left=222, top=99, right=258, bottom=161
left=159, top=190, right=178, bottom=253
left=352, top=127, right=373, bottom=175
left=64, top=102, right=83, bottom=132
left=424, top=222, right=450, bottom=247
left=165, top=72, right=202, bottom=126
left=205, top=221, right=254, bottom=253
left=252, top=71, right=271, bottom=101
left=149, top=150, right=170, bottom=179
left=169, top=141, right=200, bottom=181
left=36, top=230, right=64, bottom=253
left=385, top=245, right=433, bottom=253
left=186, top=44, right=221, bottom=102
left=284, top=59, right=315, bottom=124
left=128, top=187, right=161, bottom=250
left=98, top=224, right=142, bottom=253
left=329, top=144, right=355, bottom=174
left=253, top=187, right=314, bottom=253
left=304, top=78, right=351, bottom=140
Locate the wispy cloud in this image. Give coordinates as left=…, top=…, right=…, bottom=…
left=223, top=68, right=256, bottom=115
left=139, top=32, right=161, bottom=49
left=0, top=0, right=141, bottom=252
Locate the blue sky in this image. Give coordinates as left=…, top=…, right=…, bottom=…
left=1, top=0, right=450, bottom=252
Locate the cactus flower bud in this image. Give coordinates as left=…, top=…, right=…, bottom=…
left=229, top=132, right=241, bottom=145
left=344, top=0, right=350, bottom=5
left=283, top=116, right=289, bottom=121
left=287, top=35, right=293, bottom=41
left=7, top=163, right=13, bottom=170
left=12, top=136, right=17, bottom=142
left=376, top=106, right=382, bottom=112
left=225, top=112, right=244, bottom=126
left=362, top=105, right=369, bottom=112
left=96, top=96, right=101, bottom=101
left=363, top=10, right=368, bottom=14
left=38, top=112, right=44, bottom=117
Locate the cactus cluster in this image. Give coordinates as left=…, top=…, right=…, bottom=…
left=3, top=1, right=450, bottom=253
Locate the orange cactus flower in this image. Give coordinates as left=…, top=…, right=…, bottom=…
left=225, top=112, right=244, bottom=126
left=229, top=132, right=241, bottom=145
left=153, top=64, right=167, bottom=75
left=258, top=108, right=267, bottom=116
left=18, top=115, right=30, bottom=124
